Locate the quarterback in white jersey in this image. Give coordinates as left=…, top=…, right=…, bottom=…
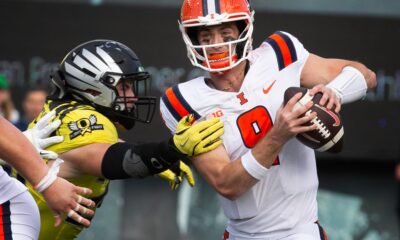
left=161, top=0, right=377, bottom=239
left=161, top=31, right=320, bottom=237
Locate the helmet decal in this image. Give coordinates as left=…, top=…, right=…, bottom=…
left=202, top=0, right=221, bottom=16
left=95, top=46, right=123, bottom=73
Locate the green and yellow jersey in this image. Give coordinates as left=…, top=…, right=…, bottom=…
left=26, top=99, right=118, bottom=240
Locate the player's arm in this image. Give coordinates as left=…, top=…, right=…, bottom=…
left=0, top=115, right=95, bottom=227
left=60, top=140, right=182, bottom=179
left=301, top=54, right=376, bottom=88
left=300, top=54, right=377, bottom=111
left=60, top=116, right=223, bottom=180
left=0, top=116, right=51, bottom=187
left=192, top=94, right=317, bottom=200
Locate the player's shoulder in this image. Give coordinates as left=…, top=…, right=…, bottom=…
left=58, top=106, right=115, bottom=138
left=44, top=99, right=112, bottom=125
left=171, top=76, right=206, bottom=94
left=42, top=99, right=118, bottom=153
left=160, top=77, right=205, bottom=124
left=62, top=106, right=112, bottom=127
left=258, top=31, right=303, bottom=51
left=250, top=31, right=308, bottom=71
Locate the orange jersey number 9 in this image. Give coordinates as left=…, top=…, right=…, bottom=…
left=236, top=106, right=280, bottom=165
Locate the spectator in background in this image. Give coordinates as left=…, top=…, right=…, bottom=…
left=0, top=74, right=20, bottom=124
left=15, top=87, right=47, bottom=130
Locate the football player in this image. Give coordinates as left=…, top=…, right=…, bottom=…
left=24, top=40, right=223, bottom=239
left=0, top=114, right=94, bottom=240
left=160, top=0, right=376, bottom=239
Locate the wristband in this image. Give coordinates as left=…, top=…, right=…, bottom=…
left=34, top=158, right=64, bottom=193
left=241, top=150, right=269, bottom=180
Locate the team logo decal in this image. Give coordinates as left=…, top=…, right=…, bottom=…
left=68, top=114, right=104, bottom=139
left=236, top=92, right=248, bottom=105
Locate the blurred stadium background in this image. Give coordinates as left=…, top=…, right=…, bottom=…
left=1, top=0, right=399, bottom=239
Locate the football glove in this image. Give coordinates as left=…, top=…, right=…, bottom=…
left=172, top=114, right=224, bottom=156
left=157, top=160, right=194, bottom=190
left=23, top=111, right=64, bottom=160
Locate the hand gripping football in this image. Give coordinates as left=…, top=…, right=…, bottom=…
left=283, top=87, right=344, bottom=153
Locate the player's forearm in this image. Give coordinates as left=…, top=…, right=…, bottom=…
left=62, top=139, right=184, bottom=180
left=215, top=160, right=259, bottom=200
left=58, top=142, right=110, bottom=178
left=301, top=54, right=376, bottom=90
left=101, top=140, right=183, bottom=179
left=224, top=129, right=283, bottom=198
left=0, top=117, right=48, bottom=185
left=193, top=147, right=258, bottom=200
left=251, top=129, right=283, bottom=168
left=344, top=61, right=376, bottom=89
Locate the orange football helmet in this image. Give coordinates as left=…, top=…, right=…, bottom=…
left=179, top=0, right=254, bottom=72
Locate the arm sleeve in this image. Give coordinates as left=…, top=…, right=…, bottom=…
left=101, top=140, right=183, bottom=180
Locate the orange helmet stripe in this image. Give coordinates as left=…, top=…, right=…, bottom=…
left=181, top=0, right=251, bottom=21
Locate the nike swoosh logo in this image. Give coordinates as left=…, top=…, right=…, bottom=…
left=315, top=104, right=341, bottom=127
left=328, top=110, right=341, bottom=127
left=180, top=138, right=189, bottom=147
left=262, top=80, right=276, bottom=94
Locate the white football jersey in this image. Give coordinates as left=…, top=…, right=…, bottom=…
left=160, top=31, right=319, bottom=238
left=0, top=166, right=27, bottom=204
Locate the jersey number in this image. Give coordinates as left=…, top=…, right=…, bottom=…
left=236, top=106, right=279, bottom=165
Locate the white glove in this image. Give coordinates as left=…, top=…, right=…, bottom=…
left=23, top=111, right=64, bottom=160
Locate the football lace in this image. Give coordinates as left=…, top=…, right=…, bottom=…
left=306, top=110, right=331, bottom=139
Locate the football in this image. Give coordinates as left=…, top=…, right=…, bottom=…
left=283, top=87, right=344, bottom=153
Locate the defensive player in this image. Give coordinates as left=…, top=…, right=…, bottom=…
left=25, top=40, right=223, bottom=239
left=0, top=114, right=94, bottom=240
left=160, top=1, right=376, bottom=239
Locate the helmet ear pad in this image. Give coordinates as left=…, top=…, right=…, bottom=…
left=235, top=20, right=248, bottom=58
left=50, top=66, right=67, bottom=99
left=186, top=26, right=204, bottom=57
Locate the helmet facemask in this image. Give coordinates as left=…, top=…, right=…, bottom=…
left=98, top=71, right=156, bottom=129
left=179, top=12, right=254, bottom=73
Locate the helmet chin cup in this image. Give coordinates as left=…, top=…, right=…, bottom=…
left=202, top=54, right=238, bottom=71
